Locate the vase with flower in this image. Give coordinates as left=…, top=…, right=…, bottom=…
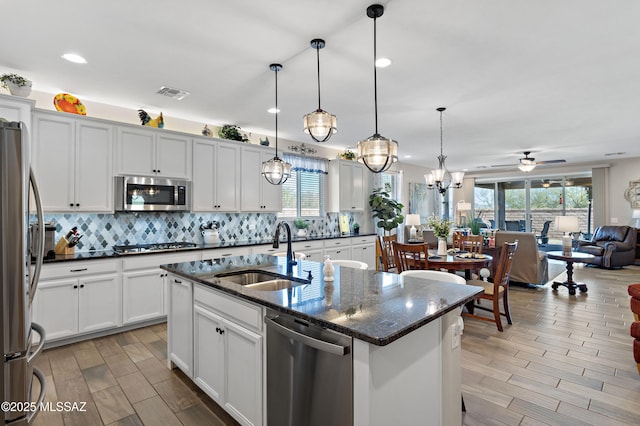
left=427, top=215, right=453, bottom=255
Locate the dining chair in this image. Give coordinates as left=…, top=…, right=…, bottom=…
left=400, top=270, right=466, bottom=285
left=272, top=252, right=307, bottom=260
left=392, top=242, right=429, bottom=273
left=463, top=241, right=518, bottom=332
left=331, top=259, right=368, bottom=270
left=378, top=234, right=398, bottom=272
left=456, top=235, right=483, bottom=254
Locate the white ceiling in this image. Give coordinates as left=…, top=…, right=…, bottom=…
left=2, top=0, right=639, bottom=173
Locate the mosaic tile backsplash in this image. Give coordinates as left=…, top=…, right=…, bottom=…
left=43, top=212, right=369, bottom=252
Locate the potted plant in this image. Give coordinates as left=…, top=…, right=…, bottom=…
left=217, top=124, right=249, bottom=142
left=427, top=215, right=453, bottom=255
left=293, top=218, right=310, bottom=237
left=469, top=218, right=482, bottom=236
left=352, top=223, right=360, bottom=235
left=369, top=186, right=404, bottom=235
left=0, top=73, right=32, bottom=97
left=339, top=149, right=356, bottom=161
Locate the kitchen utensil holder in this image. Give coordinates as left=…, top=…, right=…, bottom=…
left=54, top=237, right=75, bottom=255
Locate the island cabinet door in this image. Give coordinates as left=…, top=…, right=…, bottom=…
left=193, top=304, right=226, bottom=405
left=224, top=320, right=262, bottom=426
left=168, top=277, right=193, bottom=376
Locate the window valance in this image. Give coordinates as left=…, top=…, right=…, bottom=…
left=282, top=154, right=328, bottom=174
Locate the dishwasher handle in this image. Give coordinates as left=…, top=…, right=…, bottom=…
left=265, top=316, right=350, bottom=356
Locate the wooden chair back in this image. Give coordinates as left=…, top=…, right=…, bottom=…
left=378, top=234, right=398, bottom=272
left=392, top=242, right=429, bottom=273
left=461, top=235, right=484, bottom=254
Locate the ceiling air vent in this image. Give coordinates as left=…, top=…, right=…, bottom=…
left=156, top=86, right=190, bottom=100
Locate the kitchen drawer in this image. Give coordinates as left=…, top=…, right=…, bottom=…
left=324, top=238, right=351, bottom=248
left=292, top=240, right=324, bottom=252
left=251, top=245, right=280, bottom=255
left=40, top=259, right=119, bottom=280
left=351, top=235, right=377, bottom=245
left=122, top=251, right=200, bottom=271
left=194, top=284, right=262, bottom=332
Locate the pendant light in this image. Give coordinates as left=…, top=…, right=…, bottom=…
left=303, top=38, right=337, bottom=142
left=356, top=4, right=398, bottom=173
left=261, top=64, right=291, bottom=185
left=424, top=107, right=464, bottom=195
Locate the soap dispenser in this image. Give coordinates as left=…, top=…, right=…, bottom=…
left=323, top=255, right=335, bottom=281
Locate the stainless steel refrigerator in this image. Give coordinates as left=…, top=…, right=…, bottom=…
left=1, top=121, right=47, bottom=425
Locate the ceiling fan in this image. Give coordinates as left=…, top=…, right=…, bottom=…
left=491, top=151, right=566, bottom=172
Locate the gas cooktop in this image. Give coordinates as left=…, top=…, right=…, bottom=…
left=113, top=242, right=198, bottom=255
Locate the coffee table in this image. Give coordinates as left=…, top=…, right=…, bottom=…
left=546, top=251, right=594, bottom=295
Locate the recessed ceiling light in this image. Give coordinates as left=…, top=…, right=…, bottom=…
left=267, top=108, right=280, bottom=114
left=375, top=57, right=392, bottom=68
left=403, top=155, right=412, bottom=158
left=61, top=53, right=87, bottom=64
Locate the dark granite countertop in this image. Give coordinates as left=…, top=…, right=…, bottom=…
left=42, top=233, right=376, bottom=264
left=160, top=254, right=482, bottom=346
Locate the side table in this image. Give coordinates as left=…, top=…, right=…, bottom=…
left=546, top=251, right=594, bottom=295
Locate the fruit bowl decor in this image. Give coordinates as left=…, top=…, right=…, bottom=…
left=54, top=93, right=87, bottom=115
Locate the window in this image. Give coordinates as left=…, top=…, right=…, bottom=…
left=280, top=154, right=327, bottom=218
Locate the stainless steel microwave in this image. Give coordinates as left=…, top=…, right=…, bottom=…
left=115, top=176, right=191, bottom=212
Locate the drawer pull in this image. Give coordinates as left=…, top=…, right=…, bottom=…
left=174, top=279, right=182, bottom=284
left=70, top=268, right=88, bottom=272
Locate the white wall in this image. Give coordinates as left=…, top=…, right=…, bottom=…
left=606, top=157, right=640, bottom=226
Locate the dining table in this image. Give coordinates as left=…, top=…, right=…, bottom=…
left=425, top=252, right=493, bottom=279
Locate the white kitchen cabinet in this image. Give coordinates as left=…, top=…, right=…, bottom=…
left=193, top=138, right=241, bottom=211
left=0, top=93, right=34, bottom=128
left=168, top=275, right=193, bottom=377
left=240, top=145, right=282, bottom=212
left=32, top=112, right=113, bottom=212
left=122, top=251, right=200, bottom=324
left=351, top=235, right=377, bottom=269
left=326, top=159, right=366, bottom=212
left=115, top=126, right=191, bottom=179
left=122, top=269, right=165, bottom=324
left=323, top=238, right=352, bottom=261
left=33, top=260, right=121, bottom=341
left=292, top=240, right=324, bottom=262
left=193, top=284, right=263, bottom=426
left=201, top=247, right=249, bottom=261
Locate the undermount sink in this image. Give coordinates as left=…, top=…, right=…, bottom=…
left=214, top=269, right=309, bottom=291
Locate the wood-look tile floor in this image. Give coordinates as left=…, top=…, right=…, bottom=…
left=32, top=262, right=640, bottom=425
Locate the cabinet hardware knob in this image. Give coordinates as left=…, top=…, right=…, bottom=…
left=73, top=285, right=78, bottom=289
left=80, top=284, right=84, bottom=288
left=76, top=203, right=80, bottom=207
left=69, top=203, right=74, bottom=207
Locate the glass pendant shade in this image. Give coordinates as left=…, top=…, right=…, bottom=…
left=303, top=109, right=337, bottom=142
left=518, top=162, right=536, bottom=172
left=358, top=4, right=398, bottom=173
left=263, top=63, right=291, bottom=185
left=304, top=38, right=337, bottom=143
left=261, top=157, right=291, bottom=185
left=357, top=134, right=398, bottom=173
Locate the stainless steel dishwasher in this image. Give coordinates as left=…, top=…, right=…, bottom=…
left=265, top=311, right=353, bottom=426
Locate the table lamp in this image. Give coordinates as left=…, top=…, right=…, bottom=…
left=457, top=201, right=471, bottom=227
left=406, top=214, right=421, bottom=241
left=554, top=216, right=579, bottom=253
left=632, top=209, right=640, bottom=228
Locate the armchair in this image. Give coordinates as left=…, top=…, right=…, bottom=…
left=576, top=226, right=637, bottom=269
left=494, top=231, right=549, bottom=285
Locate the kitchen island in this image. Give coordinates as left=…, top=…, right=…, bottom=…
left=162, top=254, right=482, bottom=426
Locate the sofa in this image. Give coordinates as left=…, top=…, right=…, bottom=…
left=576, top=225, right=637, bottom=269
left=495, top=231, right=549, bottom=285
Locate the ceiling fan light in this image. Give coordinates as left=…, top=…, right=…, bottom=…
left=357, top=134, right=398, bottom=173
left=261, top=157, right=291, bottom=185
left=518, top=163, right=536, bottom=172
left=303, top=109, right=337, bottom=142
